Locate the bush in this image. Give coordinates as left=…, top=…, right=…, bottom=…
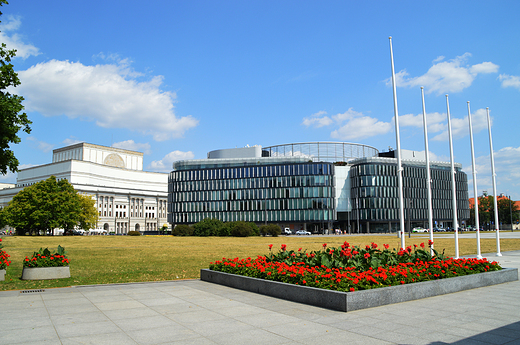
left=230, top=221, right=255, bottom=237
left=172, top=224, right=193, bottom=236
left=259, top=224, right=281, bottom=237
left=128, top=231, right=141, bottom=236
left=193, top=218, right=224, bottom=236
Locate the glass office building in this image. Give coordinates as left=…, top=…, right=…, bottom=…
left=349, top=157, right=469, bottom=233
left=168, top=159, right=336, bottom=230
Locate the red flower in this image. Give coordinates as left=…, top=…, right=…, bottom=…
left=371, top=242, right=378, bottom=249
left=281, top=244, right=287, bottom=252
left=298, top=248, right=302, bottom=252
left=428, top=240, right=434, bottom=246
left=420, top=242, right=425, bottom=248
left=383, top=244, right=389, bottom=249
left=364, top=253, right=371, bottom=259
left=322, top=243, right=327, bottom=249
left=400, top=281, right=405, bottom=284
left=349, top=287, right=355, bottom=292
left=268, top=244, right=273, bottom=250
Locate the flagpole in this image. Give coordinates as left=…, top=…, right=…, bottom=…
left=467, top=101, right=482, bottom=259
left=389, top=36, right=406, bottom=250
left=446, top=95, right=459, bottom=259
left=486, top=107, right=502, bottom=256
left=421, top=87, right=434, bottom=254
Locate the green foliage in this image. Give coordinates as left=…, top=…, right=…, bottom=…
left=77, top=194, right=98, bottom=230
left=127, top=231, right=141, bottom=236
left=230, top=221, right=256, bottom=237
left=266, top=241, right=441, bottom=271
left=0, top=1, right=32, bottom=175
left=2, top=176, right=97, bottom=235
left=23, top=245, right=69, bottom=267
left=469, top=196, right=520, bottom=227
left=192, top=218, right=225, bottom=236
left=259, top=224, right=281, bottom=237
left=172, top=224, right=193, bottom=236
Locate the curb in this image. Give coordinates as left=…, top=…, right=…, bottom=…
left=201, top=268, right=518, bottom=312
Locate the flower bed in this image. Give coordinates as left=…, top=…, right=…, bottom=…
left=205, top=242, right=516, bottom=311
left=23, top=245, right=69, bottom=268
left=0, top=238, right=11, bottom=281
left=209, top=242, right=502, bottom=292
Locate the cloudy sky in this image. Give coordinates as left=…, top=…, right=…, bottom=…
left=2, top=1, right=520, bottom=199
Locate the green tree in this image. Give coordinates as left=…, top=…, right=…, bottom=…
left=77, top=193, right=98, bottom=230
left=3, top=176, right=96, bottom=235
left=0, top=0, right=32, bottom=175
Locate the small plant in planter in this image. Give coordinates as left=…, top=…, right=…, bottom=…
left=0, top=239, right=11, bottom=280
left=23, top=245, right=69, bottom=268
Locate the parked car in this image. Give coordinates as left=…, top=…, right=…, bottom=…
left=283, top=228, right=292, bottom=235
left=296, top=230, right=311, bottom=235
left=412, top=227, right=428, bottom=233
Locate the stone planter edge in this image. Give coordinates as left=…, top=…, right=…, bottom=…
left=200, top=267, right=518, bottom=312
left=21, top=266, right=70, bottom=280
left=0, top=269, right=5, bottom=281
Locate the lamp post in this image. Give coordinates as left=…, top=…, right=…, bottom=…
left=510, top=195, right=513, bottom=232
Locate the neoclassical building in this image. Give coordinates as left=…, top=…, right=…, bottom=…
left=0, top=143, right=168, bottom=234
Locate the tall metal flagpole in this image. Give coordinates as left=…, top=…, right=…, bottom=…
left=467, top=101, right=482, bottom=259
left=389, top=37, right=406, bottom=250
left=446, top=95, right=459, bottom=259
left=486, top=107, right=502, bottom=256
left=421, top=87, right=434, bottom=253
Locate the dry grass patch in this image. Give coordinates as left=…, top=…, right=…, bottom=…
left=0, top=234, right=518, bottom=291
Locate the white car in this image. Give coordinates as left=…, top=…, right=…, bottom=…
left=295, top=230, right=311, bottom=235
left=412, top=227, right=428, bottom=233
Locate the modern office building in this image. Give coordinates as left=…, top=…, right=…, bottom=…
left=0, top=143, right=169, bottom=234
left=168, top=142, right=470, bottom=233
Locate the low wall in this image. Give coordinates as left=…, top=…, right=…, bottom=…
left=200, top=268, right=518, bottom=312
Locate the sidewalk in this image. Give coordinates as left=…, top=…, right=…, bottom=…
left=1, top=251, right=519, bottom=345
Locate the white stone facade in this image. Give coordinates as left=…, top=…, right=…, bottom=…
left=0, top=143, right=168, bottom=234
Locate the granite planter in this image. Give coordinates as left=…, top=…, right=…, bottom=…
left=201, top=267, right=518, bottom=312
left=21, top=266, right=70, bottom=280
left=0, top=269, right=5, bottom=281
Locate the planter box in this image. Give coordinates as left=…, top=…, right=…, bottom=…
left=21, top=266, right=70, bottom=280
left=0, top=269, right=5, bottom=281
left=201, top=268, right=518, bottom=312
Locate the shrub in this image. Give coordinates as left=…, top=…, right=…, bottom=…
left=193, top=218, right=224, bottom=236
left=128, top=231, right=141, bottom=236
left=259, top=224, right=281, bottom=237
left=230, top=221, right=255, bottom=237
left=172, top=224, right=193, bottom=236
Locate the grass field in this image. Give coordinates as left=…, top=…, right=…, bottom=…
left=1, top=234, right=519, bottom=291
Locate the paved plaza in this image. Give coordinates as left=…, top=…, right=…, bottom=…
left=1, top=245, right=519, bottom=344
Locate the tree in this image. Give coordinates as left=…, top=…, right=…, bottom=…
left=0, top=0, right=32, bottom=175
left=2, top=176, right=97, bottom=235
left=77, top=193, right=98, bottom=230
left=469, top=195, right=520, bottom=228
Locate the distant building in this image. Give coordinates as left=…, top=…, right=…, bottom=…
left=0, top=143, right=168, bottom=234
left=168, top=143, right=470, bottom=233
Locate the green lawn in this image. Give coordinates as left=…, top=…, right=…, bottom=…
left=1, top=234, right=519, bottom=291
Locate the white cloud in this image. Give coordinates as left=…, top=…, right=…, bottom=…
left=0, top=15, right=40, bottom=59
left=62, top=137, right=85, bottom=146
left=26, top=136, right=53, bottom=152
left=499, top=74, right=520, bottom=89
left=16, top=59, right=199, bottom=141
left=112, top=140, right=151, bottom=155
left=302, top=107, right=392, bottom=140
left=331, top=113, right=392, bottom=140
left=302, top=110, right=332, bottom=127
left=430, top=108, right=489, bottom=141
left=388, top=53, right=499, bottom=95
left=148, top=150, right=195, bottom=172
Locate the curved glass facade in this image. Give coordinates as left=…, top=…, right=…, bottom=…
left=168, top=162, right=335, bottom=225
left=349, top=159, right=469, bottom=231
left=263, top=142, right=378, bottom=163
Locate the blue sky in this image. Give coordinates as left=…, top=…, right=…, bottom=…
left=1, top=1, right=520, bottom=199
